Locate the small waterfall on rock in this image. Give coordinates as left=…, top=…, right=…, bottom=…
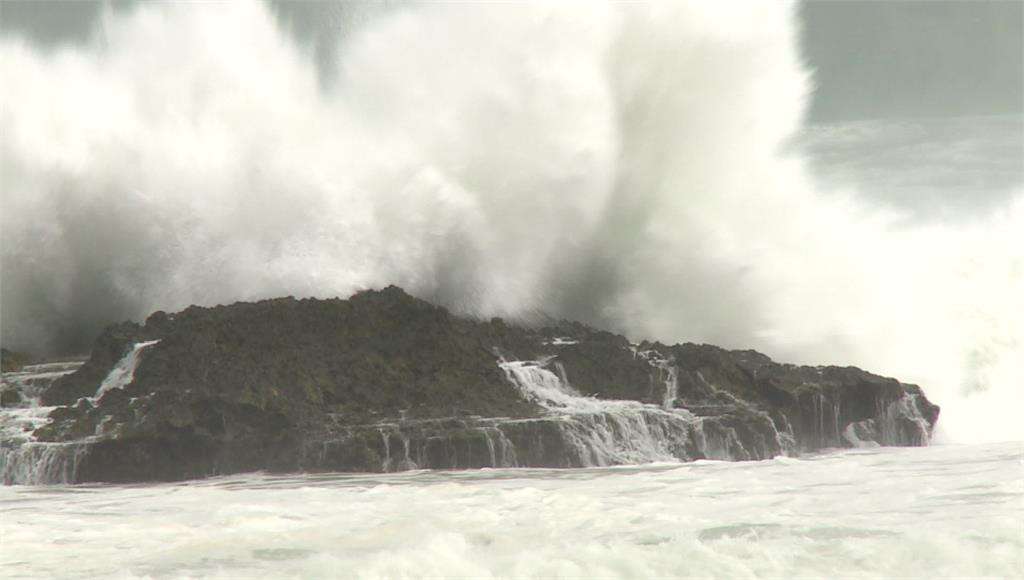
left=298, top=352, right=939, bottom=475
left=660, top=364, right=679, bottom=410
left=630, top=349, right=679, bottom=410
left=1, top=361, right=84, bottom=484
left=889, top=394, right=932, bottom=446
left=1, top=341, right=159, bottom=484
left=844, top=393, right=933, bottom=448
left=807, top=392, right=842, bottom=448
left=93, top=340, right=160, bottom=400
left=303, top=356, right=760, bottom=475
left=3, top=332, right=940, bottom=483
left=307, top=417, right=526, bottom=473
left=680, top=366, right=799, bottom=457
left=2, top=441, right=89, bottom=485
left=499, top=358, right=726, bottom=465
left=372, top=421, right=519, bottom=471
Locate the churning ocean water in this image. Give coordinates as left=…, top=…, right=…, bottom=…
left=1, top=442, right=1021, bottom=579
left=1, top=1, right=1022, bottom=578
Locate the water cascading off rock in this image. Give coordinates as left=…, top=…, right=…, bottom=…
left=0, top=287, right=940, bottom=484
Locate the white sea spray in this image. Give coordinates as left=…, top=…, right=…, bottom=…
left=0, top=1, right=1020, bottom=443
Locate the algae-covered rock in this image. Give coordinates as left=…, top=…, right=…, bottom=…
left=26, top=286, right=940, bottom=483
left=41, top=322, right=142, bottom=406
left=1, top=348, right=30, bottom=373
left=0, top=386, right=22, bottom=407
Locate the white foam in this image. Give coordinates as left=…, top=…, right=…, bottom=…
left=94, top=340, right=161, bottom=399
left=0, top=442, right=1019, bottom=578
left=1, top=361, right=88, bottom=484
left=500, top=358, right=731, bottom=464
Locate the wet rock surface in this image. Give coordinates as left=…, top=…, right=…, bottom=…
left=1, top=348, right=30, bottom=373
left=4, top=287, right=939, bottom=483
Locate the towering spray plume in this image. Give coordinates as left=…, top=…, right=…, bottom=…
left=1, top=1, right=1021, bottom=442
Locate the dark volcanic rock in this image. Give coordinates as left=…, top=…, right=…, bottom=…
left=0, top=387, right=21, bottom=407
left=663, top=343, right=940, bottom=451
left=42, top=322, right=142, bottom=406
left=552, top=333, right=661, bottom=404
left=1, top=348, right=30, bottom=373
left=21, top=286, right=940, bottom=483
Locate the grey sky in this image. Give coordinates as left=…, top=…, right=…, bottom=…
left=802, top=0, right=1022, bottom=122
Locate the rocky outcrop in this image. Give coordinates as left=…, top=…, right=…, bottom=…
left=42, top=323, right=141, bottom=406
left=2, top=287, right=939, bottom=484
left=1, top=348, right=30, bottom=373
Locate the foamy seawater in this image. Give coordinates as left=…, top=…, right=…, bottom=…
left=1, top=442, right=1020, bottom=579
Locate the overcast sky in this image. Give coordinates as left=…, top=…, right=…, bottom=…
left=802, top=0, right=1021, bottom=121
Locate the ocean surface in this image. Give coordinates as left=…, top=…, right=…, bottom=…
left=1, top=441, right=1020, bottom=579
